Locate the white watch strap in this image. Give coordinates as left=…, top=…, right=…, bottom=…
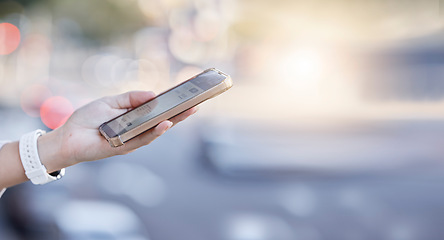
left=19, top=130, right=65, bottom=185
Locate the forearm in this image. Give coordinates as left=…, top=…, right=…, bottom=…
left=0, top=141, right=27, bottom=189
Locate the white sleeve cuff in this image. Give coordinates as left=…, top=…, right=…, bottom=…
left=0, top=188, right=6, bottom=198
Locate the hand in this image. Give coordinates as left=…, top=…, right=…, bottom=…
left=39, top=91, right=197, bottom=171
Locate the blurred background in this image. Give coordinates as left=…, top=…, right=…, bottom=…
left=1, top=0, right=444, bottom=239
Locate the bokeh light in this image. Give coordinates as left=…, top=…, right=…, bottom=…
left=0, top=22, right=21, bottom=55
left=137, top=0, right=168, bottom=24
left=20, top=84, right=52, bottom=117
left=0, top=63, right=3, bottom=81
left=168, top=27, right=206, bottom=64
left=18, top=33, right=52, bottom=72
left=193, top=9, right=222, bottom=42
left=174, top=65, right=203, bottom=84
left=40, top=96, right=74, bottom=129
left=278, top=46, right=325, bottom=95
left=223, top=213, right=295, bottom=240
left=81, top=52, right=166, bottom=92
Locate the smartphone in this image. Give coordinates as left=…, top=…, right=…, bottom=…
left=99, top=68, right=233, bottom=147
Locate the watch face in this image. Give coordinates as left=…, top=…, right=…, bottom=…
left=0, top=188, right=6, bottom=198
left=49, top=170, right=62, bottom=177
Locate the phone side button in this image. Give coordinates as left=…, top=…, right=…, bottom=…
left=109, top=136, right=124, bottom=148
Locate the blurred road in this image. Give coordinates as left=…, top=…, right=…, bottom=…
left=2, top=113, right=444, bottom=240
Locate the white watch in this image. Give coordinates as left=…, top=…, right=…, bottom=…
left=19, top=129, right=65, bottom=185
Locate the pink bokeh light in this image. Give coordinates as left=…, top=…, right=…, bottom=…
left=40, top=96, right=74, bottom=129
left=0, top=22, right=21, bottom=55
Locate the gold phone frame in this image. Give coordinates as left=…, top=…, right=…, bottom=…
left=99, top=68, right=233, bottom=147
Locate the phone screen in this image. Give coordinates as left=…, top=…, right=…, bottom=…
left=104, top=70, right=227, bottom=137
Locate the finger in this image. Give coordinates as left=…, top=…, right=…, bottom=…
left=122, top=120, right=173, bottom=150
left=111, top=106, right=197, bottom=152
left=107, top=91, right=156, bottom=110
left=169, top=107, right=198, bottom=126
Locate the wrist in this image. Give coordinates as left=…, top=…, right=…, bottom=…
left=37, top=128, right=71, bottom=172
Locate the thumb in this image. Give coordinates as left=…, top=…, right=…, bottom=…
left=108, top=91, right=156, bottom=109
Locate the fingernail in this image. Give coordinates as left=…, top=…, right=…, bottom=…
left=166, top=121, right=173, bottom=129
